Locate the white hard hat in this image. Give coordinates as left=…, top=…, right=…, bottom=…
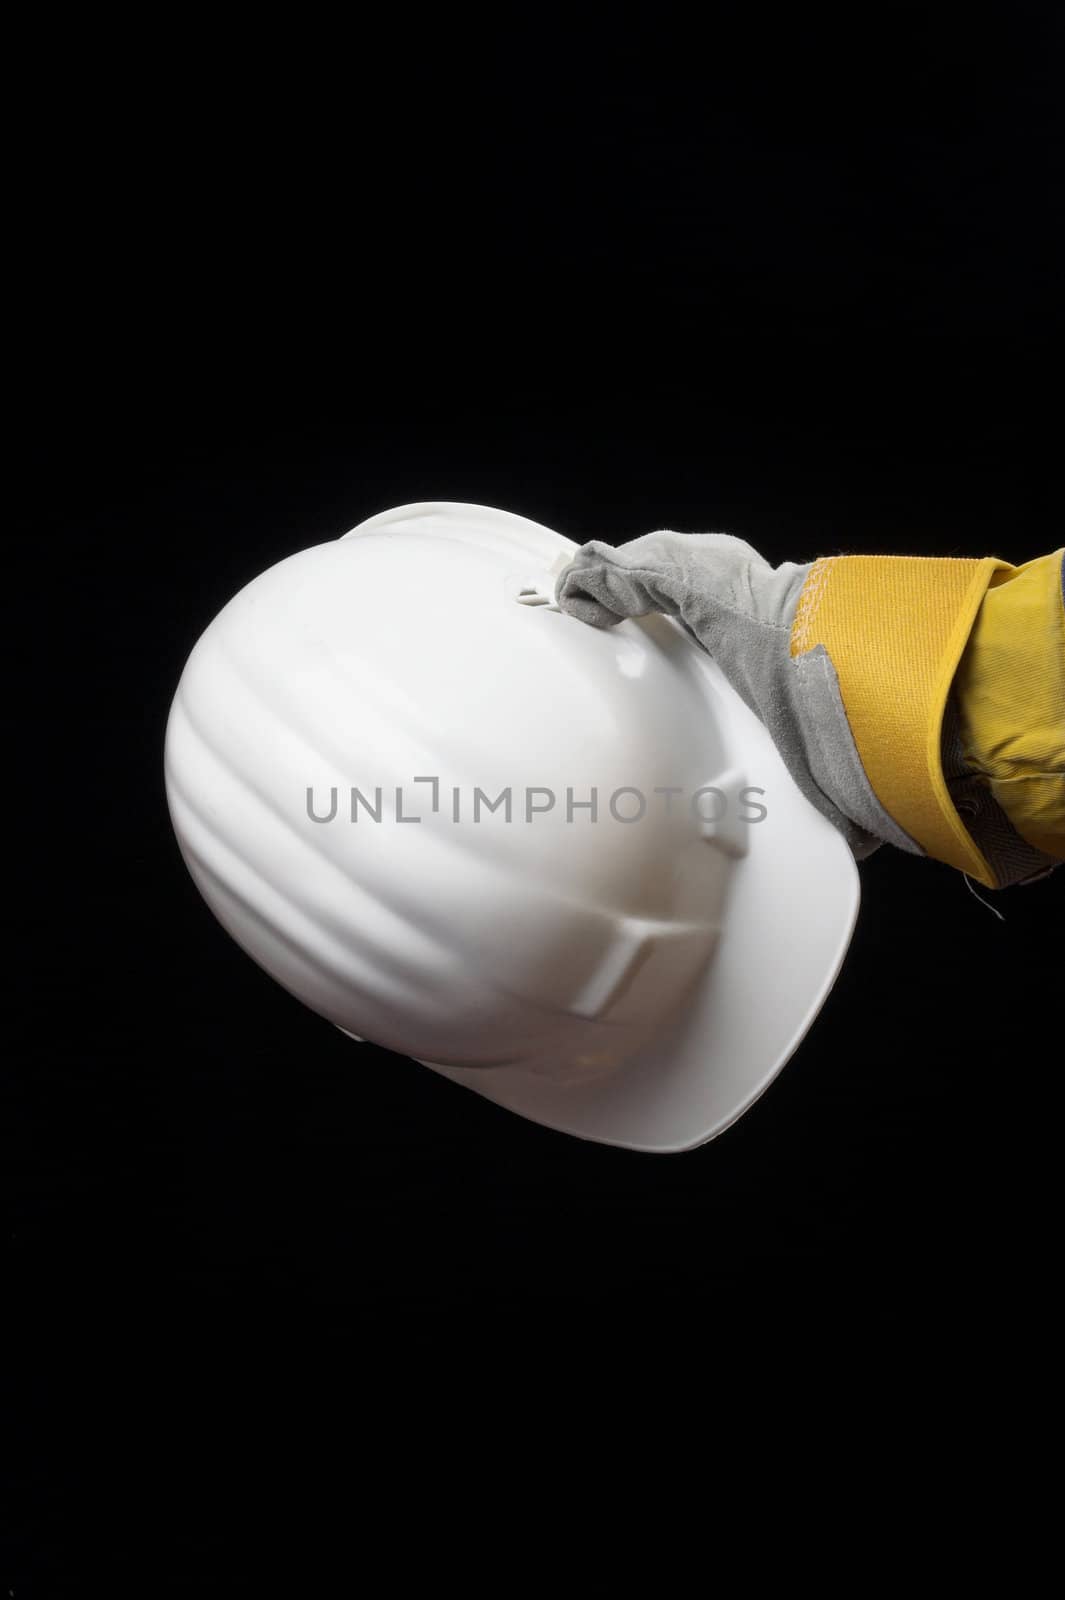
left=164, top=502, right=859, bottom=1153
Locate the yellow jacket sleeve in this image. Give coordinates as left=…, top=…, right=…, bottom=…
left=789, top=548, right=1065, bottom=888
left=952, top=548, right=1065, bottom=861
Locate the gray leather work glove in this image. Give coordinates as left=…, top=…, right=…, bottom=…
left=554, top=532, right=920, bottom=862
left=555, top=530, right=1061, bottom=887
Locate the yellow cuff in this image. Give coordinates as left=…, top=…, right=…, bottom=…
left=790, top=554, right=1012, bottom=888
left=953, top=549, right=1065, bottom=860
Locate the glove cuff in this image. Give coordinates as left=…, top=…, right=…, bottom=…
left=790, top=553, right=1011, bottom=888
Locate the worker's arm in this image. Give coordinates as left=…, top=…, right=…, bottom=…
left=948, top=549, right=1064, bottom=871
left=555, top=536, right=1065, bottom=889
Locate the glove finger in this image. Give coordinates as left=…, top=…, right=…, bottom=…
left=556, top=542, right=664, bottom=619
left=554, top=565, right=627, bottom=627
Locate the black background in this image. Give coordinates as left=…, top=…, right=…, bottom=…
left=10, top=7, right=1063, bottom=1587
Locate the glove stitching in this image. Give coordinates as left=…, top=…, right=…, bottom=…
left=790, top=556, right=837, bottom=656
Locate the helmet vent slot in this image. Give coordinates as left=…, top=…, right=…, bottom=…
left=511, top=573, right=561, bottom=610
